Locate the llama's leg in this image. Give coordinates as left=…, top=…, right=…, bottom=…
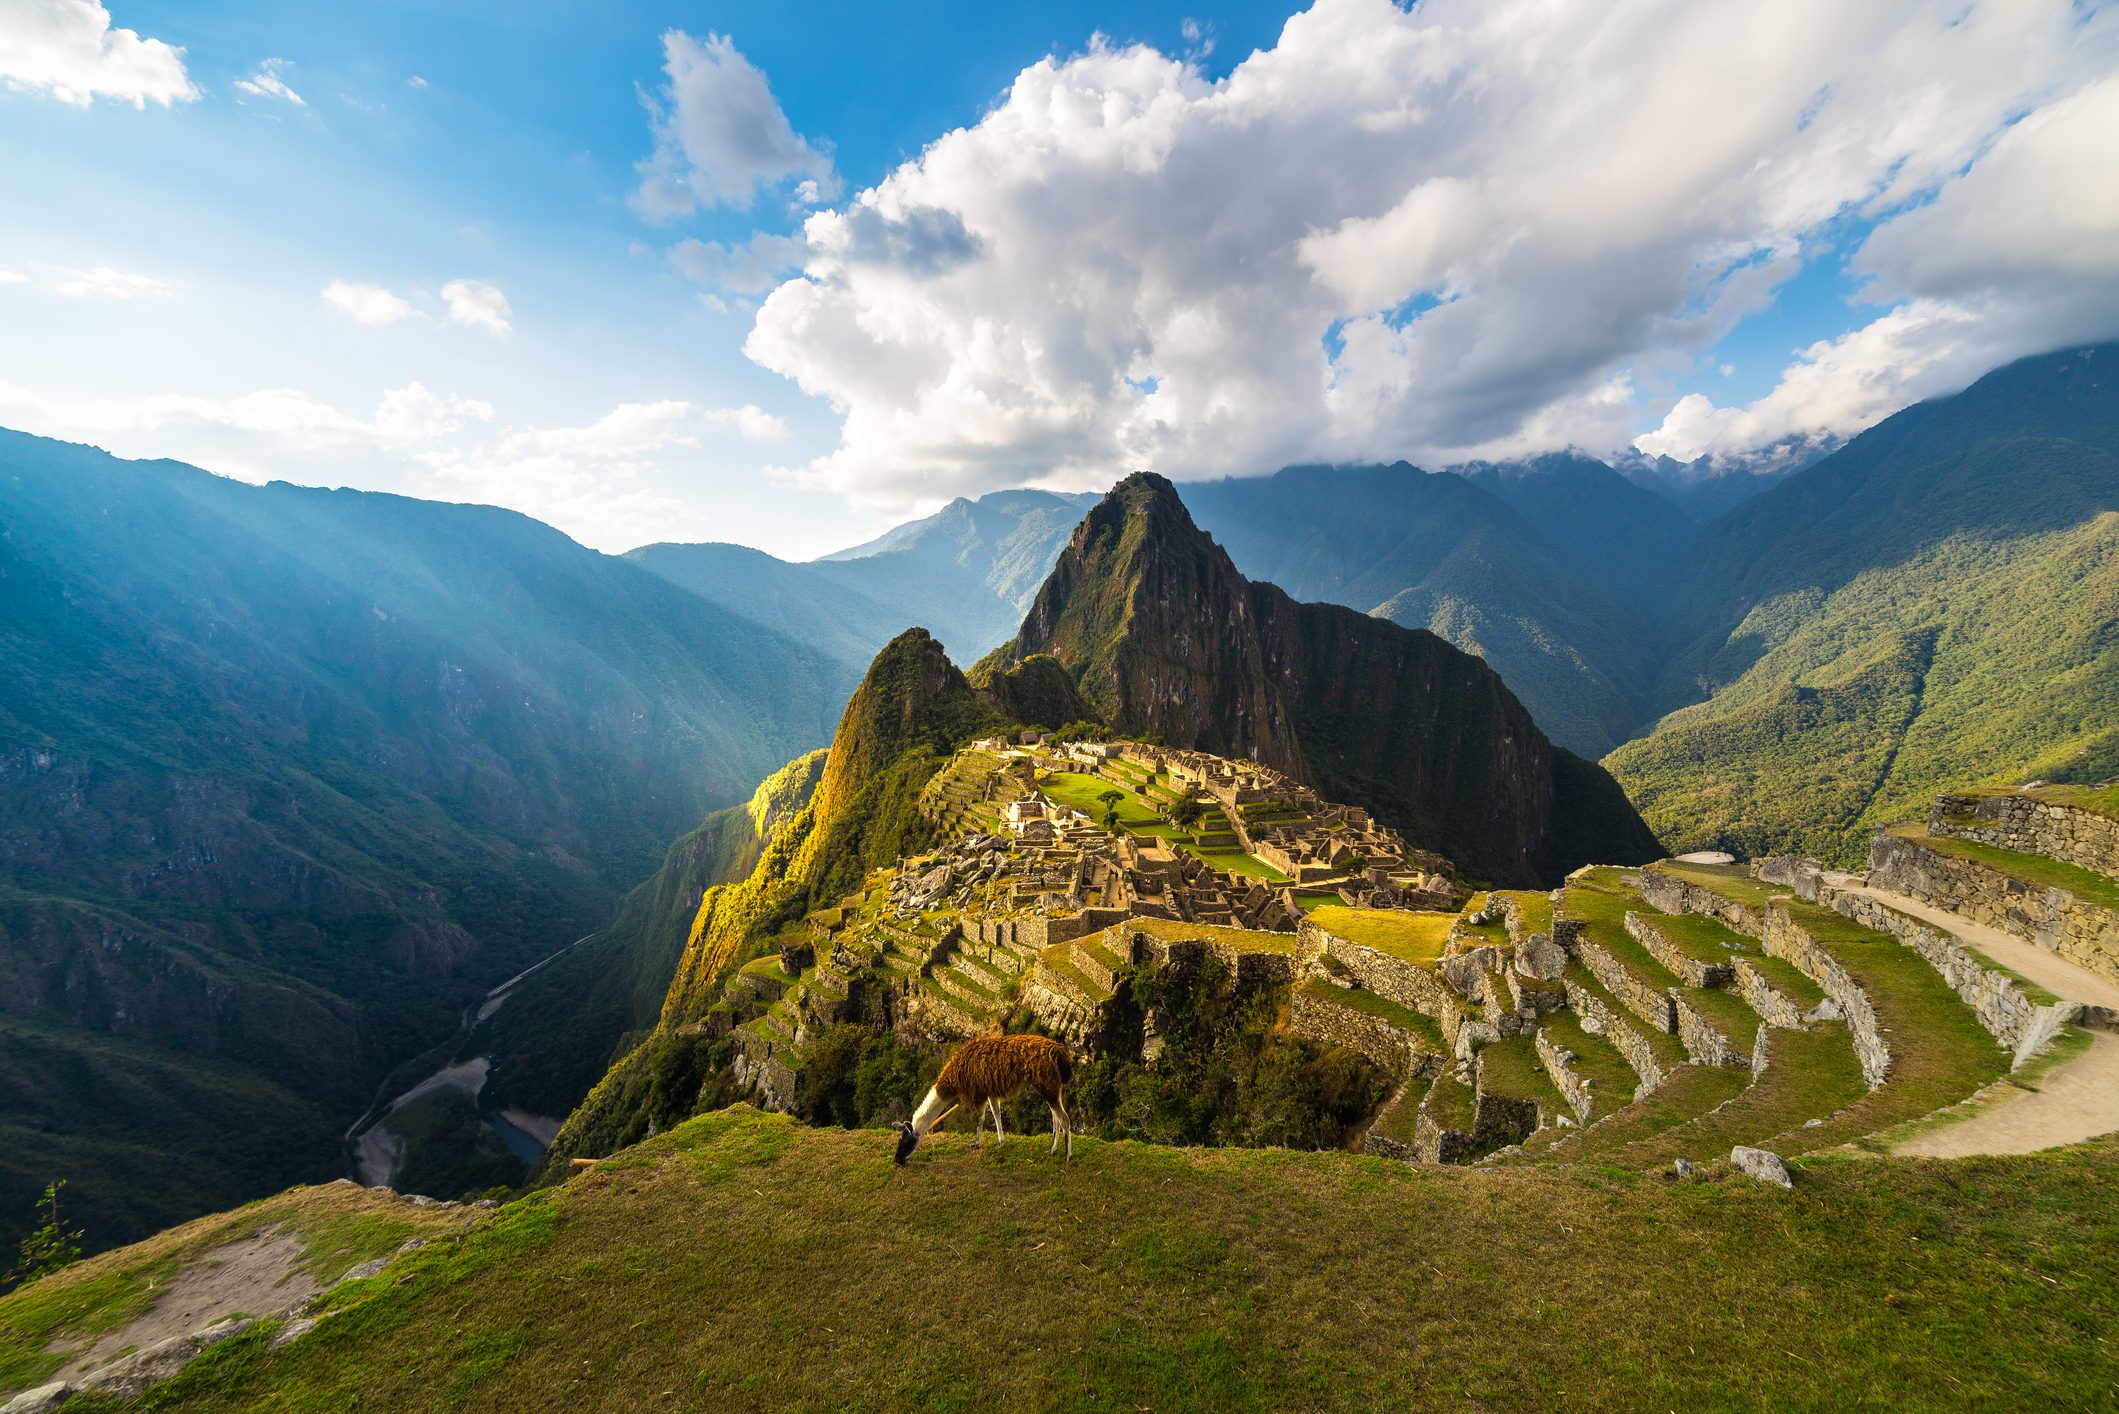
left=1060, top=1091, right=1073, bottom=1159
left=990, top=1099, right=1005, bottom=1145
left=1048, top=1102, right=1063, bottom=1155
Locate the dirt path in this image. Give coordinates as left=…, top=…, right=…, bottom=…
left=1822, top=879, right=2119, bottom=1156
left=1895, top=1029, right=2119, bottom=1157
left=50, top=1228, right=319, bottom=1382
left=1835, top=880, right=2119, bottom=1010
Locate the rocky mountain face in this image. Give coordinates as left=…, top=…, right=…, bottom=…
left=0, top=431, right=850, bottom=1249
left=987, top=474, right=1662, bottom=884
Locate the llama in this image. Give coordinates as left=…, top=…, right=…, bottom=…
left=894, top=1032, right=1075, bottom=1163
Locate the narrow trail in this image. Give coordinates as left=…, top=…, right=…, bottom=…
left=1827, top=876, right=2119, bottom=1156
left=1894, top=1030, right=2119, bottom=1158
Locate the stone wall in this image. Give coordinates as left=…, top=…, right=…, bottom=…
left=1671, top=992, right=1754, bottom=1071
left=1760, top=900, right=1888, bottom=1088
left=1754, top=855, right=1825, bottom=902
left=1869, top=829, right=2119, bottom=984
left=1932, top=792, right=2119, bottom=878
left=1290, top=987, right=1427, bottom=1078
left=1636, top=868, right=1771, bottom=938
left=1819, top=877, right=2084, bottom=1067
left=1300, top=918, right=1454, bottom=1017
left=1731, top=959, right=1806, bottom=1030
left=1578, top=941, right=1677, bottom=1033
left=1561, top=979, right=1667, bottom=1095
left=1535, top=1026, right=1594, bottom=1121
left=1624, top=911, right=1735, bottom=988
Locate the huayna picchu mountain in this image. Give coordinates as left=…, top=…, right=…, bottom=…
left=980, top=473, right=1661, bottom=884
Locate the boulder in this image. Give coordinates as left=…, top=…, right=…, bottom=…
left=1, top=1382, right=73, bottom=1414
left=1514, top=933, right=1568, bottom=982
left=1730, top=1145, right=1794, bottom=1188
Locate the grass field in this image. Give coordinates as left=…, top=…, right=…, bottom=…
left=19, top=1111, right=2119, bottom=1410
left=1307, top=906, right=1453, bottom=965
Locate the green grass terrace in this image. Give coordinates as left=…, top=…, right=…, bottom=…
left=1306, top=906, right=1453, bottom=965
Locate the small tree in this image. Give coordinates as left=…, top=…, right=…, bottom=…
left=1097, top=788, right=1125, bottom=818
left=6, top=1181, right=84, bottom=1292
left=1169, top=796, right=1206, bottom=831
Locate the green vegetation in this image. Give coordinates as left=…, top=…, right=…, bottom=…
left=34, top=1112, right=2119, bottom=1410
left=1613, top=349, right=2119, bottom=864
left=1896, top=826, right=2119, bottom=913
left=0, top=1180, right=461, bottom=1395
left=1306, top=906, right=1453, bottom=965
left=0, top=430, right=854, bottom=1252
left=3, top=1182, right=83, bottom=1296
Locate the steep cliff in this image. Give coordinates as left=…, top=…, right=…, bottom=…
left=990, top=474, right=1661, bottom=883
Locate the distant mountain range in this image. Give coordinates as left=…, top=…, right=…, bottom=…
left=8, top=339, right=2117, bottom=1248
left=0, top=434, right=849, bottom=1247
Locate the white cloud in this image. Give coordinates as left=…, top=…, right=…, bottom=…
left=632, top=30, right=837, bottom=218
left=406, top=74, right=428, bottom=91
left=321, top=279, right=418, bottom=325
left=0, top=264, right=178, bottom=298
left=441, top=278, right=512, bottom=334
left=0, top=0, right=195, bottom=107
left=707, top=403, right=790, bottom=440
left=234, top=57, right=302, bottom=106
left=0, top=379, right=490, bottom=453
left=669, top=232, right=808, bottom=295
left=1640, top=71, right=2119, bottom=463
left=726, top=0, right=2119, bottom=511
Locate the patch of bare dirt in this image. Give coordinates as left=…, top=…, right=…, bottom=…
left=50, top=1227, right=320, bottom=1382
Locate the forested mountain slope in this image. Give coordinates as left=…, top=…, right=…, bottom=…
left=0, top=431, right=849, bottom=1249
left=1609, top=344, right=2119, bottom=863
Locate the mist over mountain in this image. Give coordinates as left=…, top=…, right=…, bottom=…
left=0, top=432, right=849, bottom=1247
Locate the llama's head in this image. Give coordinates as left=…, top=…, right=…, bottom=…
left=895, top=1083, right=950, bottom=1164
left=892, top=1120, right=919, bottom=1165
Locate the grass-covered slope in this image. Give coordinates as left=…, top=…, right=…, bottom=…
left=0, top=429, right=849, bottom=1250
left=57, top=1109, right=2119, bottom=1411
left=1611, top=345, right=2119, bottom=863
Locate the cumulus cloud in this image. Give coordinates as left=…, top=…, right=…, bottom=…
left=0, top=0, right=195, bottom=107
left=234, top=57, right=302, bottom=105
left=321, top=279, right=417, bottom=325
left=725, top=0, right=2119, bottom=510
left=633, top=30, right=836, bottom=218
left=1640, top=69, right=2119, bottom=463
left=441, top=278, right=512, bottom=333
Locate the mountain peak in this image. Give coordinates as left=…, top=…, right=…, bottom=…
left=993, top=475, right=1662, bottom=882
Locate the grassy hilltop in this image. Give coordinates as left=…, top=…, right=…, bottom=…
left=19, top=1108, right=2115, bottom=1411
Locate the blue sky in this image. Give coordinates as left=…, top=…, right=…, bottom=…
left=3, top=1, right=2115, bottom=555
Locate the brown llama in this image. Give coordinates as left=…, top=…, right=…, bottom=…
left=894, top=1033, right=1075, bottom=1163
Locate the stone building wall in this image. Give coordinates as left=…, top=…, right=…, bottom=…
left=1868, top=830, right=2119, bottom=984
left=1535, top=1027, right=1595, bottom=1121
left=1931, top=793, right=2119, bottom=878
